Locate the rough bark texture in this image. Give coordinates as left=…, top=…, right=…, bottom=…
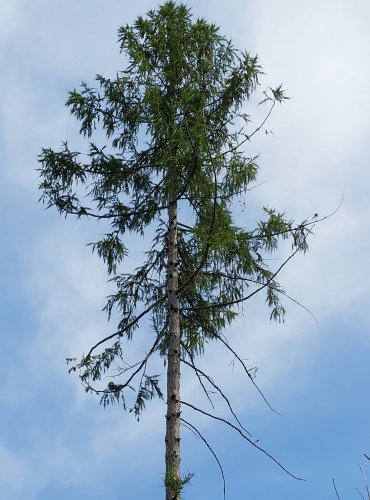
left=165, top=198, right=181, bottom=500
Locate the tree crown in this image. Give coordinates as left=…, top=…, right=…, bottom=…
left=39, top=0, right=313, bottom=421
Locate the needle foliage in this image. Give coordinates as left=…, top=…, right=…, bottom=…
left=38, top=1, right=316, bottom=496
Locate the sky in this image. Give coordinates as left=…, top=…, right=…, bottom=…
left=1, top=0, right=370, bottom=498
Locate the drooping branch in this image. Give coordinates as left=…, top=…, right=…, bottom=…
left=181, top=418, right=226, bottom=500
left=181, top=400, right=303, bottom=481
left=181, top=343, right=251, bottom=436
left=181, top=354, right=215, bottom=410
left=181, top=247, right=300, bottom=312
left=333, top=478, right=342, bottom=500
left=214, top=332, right=279, bottom=415
left=179, top=309, right=277, bottom=413
left=85, top=296, right=165, bottom=359
left=85, top=333, right=162, bottom=395
left=180, top=267, right=318, bottom=323
left=359, top=465, right=370, bottom=500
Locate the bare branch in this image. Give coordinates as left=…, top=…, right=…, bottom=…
left=181, top=355, right=215, bottom=410
left=182, top=400, right=304, bottom=481
left=357, top=488, right=367, bottom=500
left=215, top=332, right=280, bottom=415
left=181, top=418, right=226, bottom=500
left=333, top=478, right=342, bottom=500
left=181, top=344, right=252, bottom=436
left=359, top=464, right=370, bottom=500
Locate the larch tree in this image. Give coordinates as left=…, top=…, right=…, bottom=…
left=38, top=2, right=318, bottom=498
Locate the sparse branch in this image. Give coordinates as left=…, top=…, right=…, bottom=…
left=181, top=400, right=303, bottom=481
left=221, top=99, right=276, bottom=157
left=333, top=478, right=342, bottom=500
left=181, top=343, right=251, bottom=436
left=85, top=296, right=164, bottom=359
left=88, top=334, right=161, bottom=394
left=181, top=418, right=226, bottom=500
left=217, top=331, right=279, bottom=414
left=359, top=465, right=370, bottom=500
left=178, top=177, right=269, bottom=202
left=356, top=488, right=367, bottom=500
left=181, top=355, right=215, bottom=410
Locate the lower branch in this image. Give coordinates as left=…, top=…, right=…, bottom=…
left=181, top=347, right=251, bottom=436
left=181, top=418, right=226, bottom=500
left=332, top=478, right=342, bottom=500
left=215, top=332, right=280, bottom=415
left=181, top=400, right=304, bottom=481
left=85, top=296, right=165, bottom=358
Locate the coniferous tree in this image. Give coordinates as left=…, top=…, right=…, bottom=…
left=39, top=2, right=318, bottom=498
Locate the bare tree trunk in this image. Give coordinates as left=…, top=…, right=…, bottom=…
left=165, top=197, right=181, bottom=500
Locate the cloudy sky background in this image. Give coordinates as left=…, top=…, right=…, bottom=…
left=1, top=0, right=370, bottom=498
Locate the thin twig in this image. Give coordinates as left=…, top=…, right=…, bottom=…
left=359, top=464, right=370, bottom=500
left=333, top=478, right=342, bottom=500
left=180, top=267, right=318, bottom=323
left=182, top=400, right=303, bottom=481
left=181, top=418, right=226, bottom=500
left=181, top=248, right=300, bottom=312
left=356, top=488, right=366, bottom=500
left=85, top=296, right=164, bottom=358
left=181, top=355, right=215, bottom=410
left=179, top=311, right=278, bottom=414
left=181, top=345, right=252, bottom=436
left=87, top=335, right=161, bottom=394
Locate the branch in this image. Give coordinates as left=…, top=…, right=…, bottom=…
left=181, top=355, right=215, bottom=410
left=180, top=267, right=318, bottom=323
left=178, top=177, right=269, bottom=202
left=356, top=489, right=367, bottom=500
left=181, top=418, right=226, bottom=500
left=176, top=110, right=219, bottom=295
left=181, top=247, right=299, bottom=312
left=254, top=196, right=343, bottom=241
left=181, top=344, right=252, bottom=436
left=85, top=296, right=164, bottom=358
left=179, top=308, right=277, bottom=414
left=359, top=464, right=370, bottom=500
left=333, top=478, right=342, bottom=500
left=214, top=332, right=279, bottom=415
left=88, top=334, right=161, bottom=395
left=220, top=99, right=276, bottom=157
left=181, top=400, right=304, bottom=481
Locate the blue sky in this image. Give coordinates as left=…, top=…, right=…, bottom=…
left=1, top=0, right=370, bottom=498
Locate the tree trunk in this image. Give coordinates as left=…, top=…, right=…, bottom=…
left=165, top=198, right=181, bottom=500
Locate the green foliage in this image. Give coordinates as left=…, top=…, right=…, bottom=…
left=164, top=470, right=194, bottom=497
left=38, top=1, right=314, bottom=420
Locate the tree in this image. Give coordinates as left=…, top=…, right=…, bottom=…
left=38, top=2, right=318, bottom=498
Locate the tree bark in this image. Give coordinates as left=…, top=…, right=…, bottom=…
left=165, top=197, right=181, bottom=500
